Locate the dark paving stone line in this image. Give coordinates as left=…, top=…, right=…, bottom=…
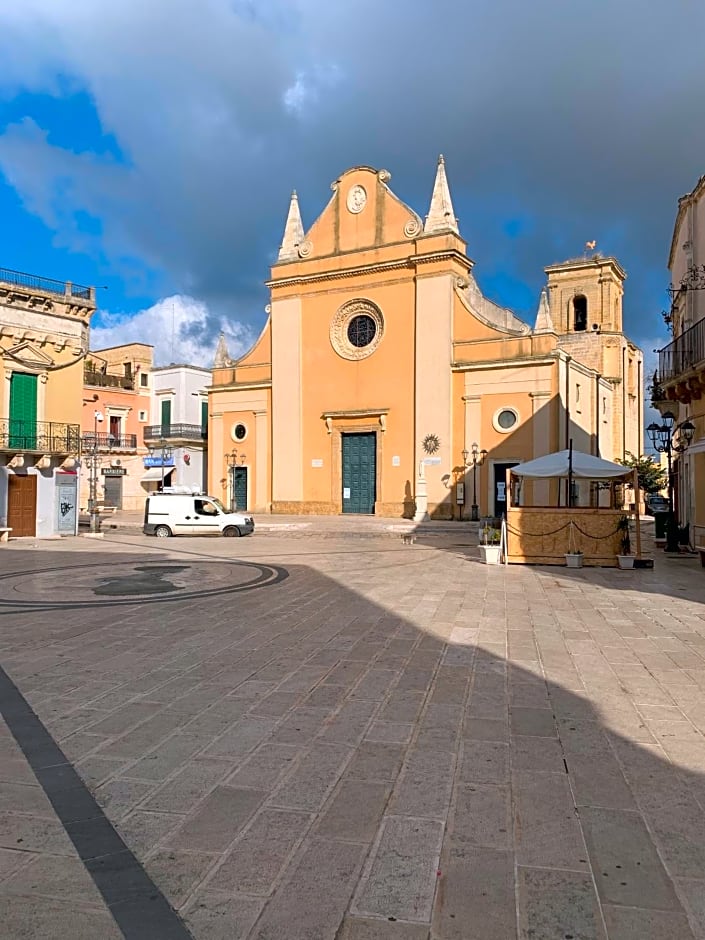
left=0, top=663, right=194, bottom=940
left=0, top=558, right=288, bottom=612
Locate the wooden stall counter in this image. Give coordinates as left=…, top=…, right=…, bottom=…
left=506, top=507, right=624, bottom=566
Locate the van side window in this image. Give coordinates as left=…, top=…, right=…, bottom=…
left=195, top=499, right=218, bottom=516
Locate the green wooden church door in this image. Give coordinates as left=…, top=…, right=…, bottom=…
left=342, top=433, right=376, bottom=514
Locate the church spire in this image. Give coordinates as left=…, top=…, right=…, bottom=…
left=534, top=287, right=554, bottom=333
left=424, top=155, right=459, bottom=235
left=213, top=332, right=230, bottom=368
left=278, top=190, right=305, bottom=261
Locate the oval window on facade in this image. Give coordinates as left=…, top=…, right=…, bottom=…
left=494, top=408, right=519, bottom=433
left=231, top=422, right=248, bottom=442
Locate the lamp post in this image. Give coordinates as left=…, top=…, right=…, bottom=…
left=462, top=442, right=487, bottom=522
left=147, top=438, right=173, bottom=491
left=647, top=411, right=695, bottom=552
left=88, top=410, right=104, bottom=533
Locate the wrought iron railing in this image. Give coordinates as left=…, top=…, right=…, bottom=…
left=0, top=266, right=92, bottom=300
left=144, top=423, right=207, bottom=441
left=0, top=420, right=81, bottom=453
left=84, top=368, right=135, bottom=390
left=658, top=318, right=705, bottom=383
left=82, top=432, right=138, bottom=451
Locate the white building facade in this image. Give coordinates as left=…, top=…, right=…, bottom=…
left=146, top=364, right=210, bottom=494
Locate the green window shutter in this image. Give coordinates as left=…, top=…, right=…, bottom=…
left=201, top=400, right=208, bottom=431
left=160, top=399, right=171, bottom=431
left=9, top=373, right=38, bottom=448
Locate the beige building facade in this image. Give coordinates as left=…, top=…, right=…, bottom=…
left=0, top=267, right=95, bottom=536
left=210, top=159, right=642, bottom=519
left=655, top=173, right=705, bottom=546
left=81, top=343, right=153, bottom=513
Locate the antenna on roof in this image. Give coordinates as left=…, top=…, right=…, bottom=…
left=171, top=302, right=175, bottom=363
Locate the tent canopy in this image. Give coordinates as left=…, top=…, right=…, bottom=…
left=511, top=449, right=629, bottom=480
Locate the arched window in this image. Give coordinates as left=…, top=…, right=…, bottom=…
left=573, top=294, right=587, bottom=331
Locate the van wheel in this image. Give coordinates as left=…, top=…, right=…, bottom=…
left=155, top=525, right=172, bottom=538
left=223, top=526, right=241, bottom=538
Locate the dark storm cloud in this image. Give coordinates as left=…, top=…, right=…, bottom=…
left=0, top=0, right=703, bottom=352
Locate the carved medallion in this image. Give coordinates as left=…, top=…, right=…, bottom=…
left=346, top=184, right=367, bottom=214
left=330, top=299, right=384, bottom=361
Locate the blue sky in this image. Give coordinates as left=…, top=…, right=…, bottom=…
left=0, top=0, right=703, bottom=371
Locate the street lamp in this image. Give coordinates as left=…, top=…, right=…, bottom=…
left=147, top=438, right=173, bottom=491
left=88, top=410, right=104, bottom=533
left=647, top=411, right=695, bottom=552
left=462, top=442, right=487, bottom=522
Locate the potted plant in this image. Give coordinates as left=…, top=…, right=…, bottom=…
left=565, top=521, right=583, bottom=568
left=478, top=524, right=501, bottom=564
left=617, top=515, right=635, bottom=569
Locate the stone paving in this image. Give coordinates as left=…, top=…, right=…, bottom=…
left=0, top=527, right=704, bottom=938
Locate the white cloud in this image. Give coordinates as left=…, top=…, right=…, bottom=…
left=90, top=295, right=254, bottom=367
left=0, top=0, right=703, bottom=340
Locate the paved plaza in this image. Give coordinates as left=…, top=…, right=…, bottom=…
left=1, top=525, right=705, bottom=938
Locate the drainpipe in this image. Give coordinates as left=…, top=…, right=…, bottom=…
left=622, top=346, right=627, bottom=460
left=564, top=354, right=572, bottom=450
left=595, top=373, right=601, bottom=457
left=637, top=356, right=643, bottom=458
left=564, top=354, right=571, bottom=505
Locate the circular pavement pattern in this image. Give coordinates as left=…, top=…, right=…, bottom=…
left=0, top=559, right=287, bottom=611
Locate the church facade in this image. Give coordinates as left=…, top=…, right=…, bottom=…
left=208, top=159, right=643, bottom=519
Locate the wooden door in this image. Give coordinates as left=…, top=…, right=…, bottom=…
left=342, top=433, right=376, bottom=514
left=7, top=474, right=37, bottom=537
left=234, top=467, right=248, bottom=511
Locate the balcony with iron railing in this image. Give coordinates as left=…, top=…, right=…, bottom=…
left=144, top=423, right=207, bottom=442
left=0, top=266, right=93, bottom=302
left=0, top=420, right=81, bottom=453
left=81, top=432, right=138, bottom=452
left=658, top=318, right=705, bottom=385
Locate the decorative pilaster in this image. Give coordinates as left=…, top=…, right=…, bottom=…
left=529, top=390, right=552, bottom=504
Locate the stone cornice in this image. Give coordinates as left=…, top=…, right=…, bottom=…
left=209, top=380, right=272, bottom=393
left=266, top=248, right=470, bottom=290
left=544, top=256, right=627, bottom=281
left=321, top=407, right=390, bottom=419
left=452, top=355, right=558, bottom=373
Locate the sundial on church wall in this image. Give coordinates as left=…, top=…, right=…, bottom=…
left=422, top=434, right=441, bottom=456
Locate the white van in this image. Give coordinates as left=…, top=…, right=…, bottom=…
left=143, top=494, right=254, bottom=538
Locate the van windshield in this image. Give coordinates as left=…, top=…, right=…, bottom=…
left=210, top=498, right=227, bottom=513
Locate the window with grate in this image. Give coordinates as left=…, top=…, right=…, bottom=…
left=347, top=314, right=377, bottom=348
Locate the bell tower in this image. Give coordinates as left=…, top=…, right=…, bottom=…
left=544, top=255, right=625, bottom=336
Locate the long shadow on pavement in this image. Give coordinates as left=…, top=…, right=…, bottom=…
left=0, top=545, right=703, bottom=940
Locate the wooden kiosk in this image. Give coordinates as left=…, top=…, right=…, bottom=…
left=505, top=447, right=641, bottom=567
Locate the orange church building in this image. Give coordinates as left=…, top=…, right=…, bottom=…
left=209, top=158, right=642, bottom=519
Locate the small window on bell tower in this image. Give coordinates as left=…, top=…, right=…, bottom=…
left=573, top=294, right=588, bottom=331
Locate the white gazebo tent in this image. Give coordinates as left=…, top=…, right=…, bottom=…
left=504, top=444, right=641, bottom=565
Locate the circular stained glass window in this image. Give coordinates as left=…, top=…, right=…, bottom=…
left=347, top=314, right=377, bottom=348
left=497, top=409, right=518, bottom=430
left=330, top=299, right=384, bottom=360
